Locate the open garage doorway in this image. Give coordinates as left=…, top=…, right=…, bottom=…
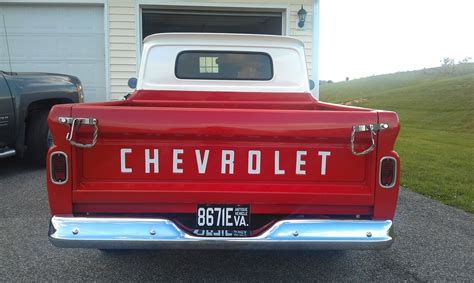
left=141, top=8, right=284, bottom=40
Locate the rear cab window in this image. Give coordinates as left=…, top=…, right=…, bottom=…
left=175, top=51, right=273, bottom=80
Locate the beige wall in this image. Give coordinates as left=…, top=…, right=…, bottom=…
left=108, top=0, right=314, bottom=100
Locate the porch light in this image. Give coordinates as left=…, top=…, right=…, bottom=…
left=297, top=5, right=307, bottom=28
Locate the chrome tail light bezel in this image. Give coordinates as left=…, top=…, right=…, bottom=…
left=379, top=156, right=397, bottom=189
left=50, top=151, right=68, bottom=185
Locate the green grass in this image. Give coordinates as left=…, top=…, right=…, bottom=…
left=321, top=63, right=474, bottom=213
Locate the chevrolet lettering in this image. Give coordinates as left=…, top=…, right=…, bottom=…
left=119, top=148, right=331, bottom=176
left=46, top=34, right=400, bottom=250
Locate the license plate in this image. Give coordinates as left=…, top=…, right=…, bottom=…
left=196, top=204, right=250, bottom=230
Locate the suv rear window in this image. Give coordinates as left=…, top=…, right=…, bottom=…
left=175, top=51, right=273, bottom=80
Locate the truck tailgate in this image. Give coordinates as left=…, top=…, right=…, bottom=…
left=64, top=104, right=379, bottom=215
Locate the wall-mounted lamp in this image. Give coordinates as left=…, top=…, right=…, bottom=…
left=297, top=5, right=307, bottom=28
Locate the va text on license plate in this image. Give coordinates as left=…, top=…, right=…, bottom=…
left=196, top=204, right=250, bottom=229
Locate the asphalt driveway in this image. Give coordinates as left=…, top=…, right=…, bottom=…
left=0, top=158, right=472, bottom=281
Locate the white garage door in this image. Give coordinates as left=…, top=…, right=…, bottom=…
left=0, top=4, right=106, bottom=102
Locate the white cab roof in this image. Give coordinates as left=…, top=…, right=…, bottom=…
left=143, top=33, right=305, bottom=49
left=138, top=33, right=310, bottom=93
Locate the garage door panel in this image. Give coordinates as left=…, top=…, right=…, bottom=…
left=64, top=9, right=104, bottom=33
left=4, top=5, right=103, bottom=34
left=83, top=86, right=106, bottom=102
left=66, top=62, right=105, bottom=85
left=0, top=4, right=106, bottom=102
left=2, top=61, right=64, bottom=73
left=65, top=36, right=105, bottom=59
left=6, top=35, right=63, bottom=60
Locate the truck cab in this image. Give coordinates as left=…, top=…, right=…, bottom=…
left=0, top=71, right=83, bottom=163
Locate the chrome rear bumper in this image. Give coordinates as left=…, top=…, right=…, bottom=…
left=49, top=216, right=394, bottom=250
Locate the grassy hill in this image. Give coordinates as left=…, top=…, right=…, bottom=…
left=321, top=63, right=474, bottom=213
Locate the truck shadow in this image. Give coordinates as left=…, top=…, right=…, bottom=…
left=92, top=249, right=351, bottom=280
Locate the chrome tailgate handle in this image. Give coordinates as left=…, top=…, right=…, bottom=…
left=351, top=123, right=389, bottom=156
left=59, top=117, right=98, bottom=148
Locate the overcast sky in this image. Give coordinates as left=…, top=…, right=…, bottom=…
left=319, top=0, right=474, bottom=81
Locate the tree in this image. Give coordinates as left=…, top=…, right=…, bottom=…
left=440, top=57, right=455, bottom=67
left=459, top=57, right=472, bottom=64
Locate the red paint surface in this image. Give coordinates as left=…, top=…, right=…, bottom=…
left=47, top=91, right=400, bottom=220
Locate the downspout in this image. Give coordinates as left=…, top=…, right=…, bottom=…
left=312, top=0, right=320, bottom=100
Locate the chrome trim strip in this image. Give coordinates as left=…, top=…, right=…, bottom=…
left=49, top=216, right=394, bottom=250
left=49, top=151, right=68, bottom=185
left=379, top=156, right=397, bottom=189
left=0, top=149, right=16, bottom=159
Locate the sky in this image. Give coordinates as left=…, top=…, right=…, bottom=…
left=319, top=0, right=474, bottom=81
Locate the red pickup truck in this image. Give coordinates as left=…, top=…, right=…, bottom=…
left=47, top=33, right=400, bottom=250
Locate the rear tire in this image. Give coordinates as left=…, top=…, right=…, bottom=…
left=27, top=109, right=51, bottom=166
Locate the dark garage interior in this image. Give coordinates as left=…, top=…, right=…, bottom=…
left=142, top=9, right=283, bottom=39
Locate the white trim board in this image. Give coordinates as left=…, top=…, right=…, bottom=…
left=312, top=0, right=320, bottom=99
left=1, top=0, right=105, bottom=3
left=103, top=0, right=110, bottom=100
left=137, top=1, right=288, bottom=10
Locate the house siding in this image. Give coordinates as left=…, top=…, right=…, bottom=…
left=108, top=0, right=314, bottom=100
left=109, top=0, right=137, bottom=96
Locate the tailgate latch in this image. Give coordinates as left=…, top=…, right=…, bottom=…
left=351, top=123, right=389, bottom=156
left=59, top=117, right=98, bottom=149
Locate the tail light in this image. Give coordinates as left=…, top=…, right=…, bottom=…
left=50, top=152, right=68, bottom=184
left=379, top=157, right=396, bottom=188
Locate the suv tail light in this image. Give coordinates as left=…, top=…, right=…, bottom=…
left=380, top=157, right=396, bottom=188
left=50, top=152, right=68, bottom=184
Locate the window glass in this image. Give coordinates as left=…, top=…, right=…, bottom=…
left=176, top=51, right=273, bottom=80
left=199, top=56, right=219, bottom=73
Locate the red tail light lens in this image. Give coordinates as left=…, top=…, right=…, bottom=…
left=51, top=152, right=68, bottom=184
left=380, top=157, right=396, bottom=188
